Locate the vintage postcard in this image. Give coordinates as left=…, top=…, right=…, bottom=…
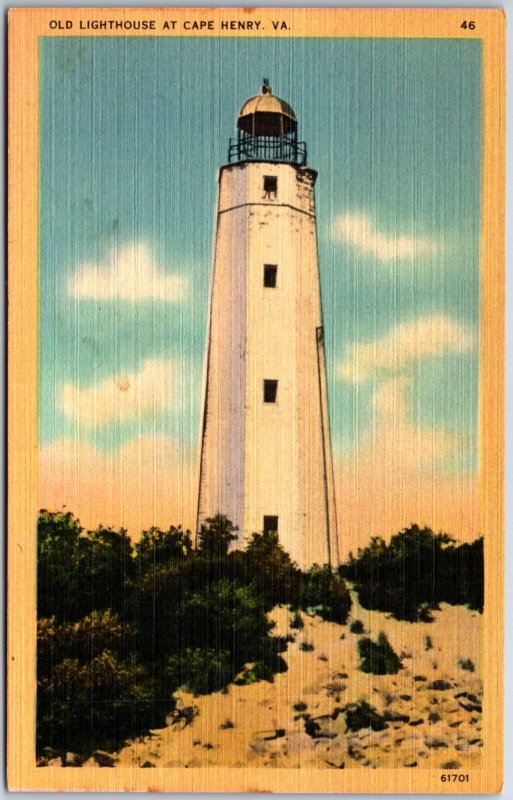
left=8, top=8, right=504, bottom=793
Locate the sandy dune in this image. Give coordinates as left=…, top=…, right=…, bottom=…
left=101, top=594, right=482, bottom=770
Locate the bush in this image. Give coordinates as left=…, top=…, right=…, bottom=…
left=341, top=526, right=484, bottom=621
left=350, top=619, right=365, bottom=634
left=300, top=565, right=352, bottom=624
left=358, top=633, right=402, bottom=675
left=235, top=529, right=301, bottom=610
left=166, top=648, right=233, bottom=695
left=458, top=658, right=475, bottom=672
left=36, top=509, right=347, bottom=759
left=290, top=611, right=304, bottom=630
left=345, top=701, right=387, bottom=732
left=38, top=653, right=164, bottom=753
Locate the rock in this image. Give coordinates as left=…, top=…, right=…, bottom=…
left=427, top=680, right=452, bottom=690
left=409, top=718, right=424, bottom=727
left=63, top=752, right=79, bottom=766
left=469, top=737, right=483, bottom=746
left=325, top=758, right=345, bottom=768
left=249, top=740, right=268, bottom=755
left=348, top=744, right=365, bottom=762
left=170, top=705, right=199, bottom=727
left=424, top=737, right=448, bottom=749
left=255, top=729, right=286, bottom=741
left=454, top=691, right=480, bottom=703
left=383, top=710, right=410, bottom=723
left=414, top=675, right=427, bottom=682
left=141, top=761, right=156, bottom=768
left=448, top=720, right=464, bottom=728
left=286, top=733, right=316, bottom=753
left=441, top=760, right=461, bottom=769
left=324, top=682, right=345, bottom=697
left=92, top=750, right=118, bottom=767
left=399, top=694, right=412, bottom=701
left=304, top=718, right=337, bottom=739
left=428, top=712, right=441, bottom=723
left=46, top=758, right=62, bottom=767
left=458, top=700, right=482, bottom=713
left=403, top=758, right=417, bottom=767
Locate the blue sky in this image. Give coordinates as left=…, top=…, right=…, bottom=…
left=39, top=35, right=482, bottom=484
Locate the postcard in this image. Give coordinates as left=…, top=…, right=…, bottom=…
left=8, top=7, right=504, bottom=793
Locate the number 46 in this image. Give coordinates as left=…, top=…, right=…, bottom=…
left=461, top=20, right=476, bottom=29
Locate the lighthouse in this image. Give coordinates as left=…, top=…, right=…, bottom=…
left=196, top=81, right=339, bottom=569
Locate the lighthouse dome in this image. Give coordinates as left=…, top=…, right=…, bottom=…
left=237, top=81, right=297, bottom=136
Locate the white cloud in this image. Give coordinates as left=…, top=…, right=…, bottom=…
left=60, top=358, right=177, bottom=427
left=335, top=376, right=479, bottom=557
left=335, top=212, right=437, bottom=261
left=67, top=242, right=188, bottom=302
left=339, top=314, right=475, bottom=383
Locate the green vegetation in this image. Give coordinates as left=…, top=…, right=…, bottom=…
left=345, top=701, right=387, bottom=732
left=341, top=525, right=483, bottom=622
left=37, top=510, right=351, bottom=759
left=349, top=619, right=365, bottom=634
left=357, top=633, right=402, bottom=675
left=290, top=610, right=304, bottom=630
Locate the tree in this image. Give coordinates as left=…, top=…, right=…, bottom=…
left=341, top=525, right=483, bottom=621
left=135, top=525, right=193, bottom=571
left=37, top=510, right=83, bottom=620
left=197, top=514, right=237, bottom=559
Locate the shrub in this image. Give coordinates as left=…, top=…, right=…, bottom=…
left=424, top=635, right=433, bottom=651
left=166, top=648, right=233, bottom=695
left=197, top=514, right=238, bottom=560
left=341, top=526, right=484, bottom=621
left=236, top=529, right=301, bottom=610
left=299, top=641, right=315, bottom=652
left=290, top=611, right=304, bottom=630
left=350, top=619, right=365, bottom=634
left=135, top=525, right=193, bottom=571
left=345, top=701, right=387, bottom=732
left=37, top=648, right=167, bottom=755
left=358, top=633, right=402, bottom=675
left=458, top=658, right=475, bottom=672
left=300, top=565, right=352, bottom=624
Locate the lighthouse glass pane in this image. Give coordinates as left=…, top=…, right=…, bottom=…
left=263, top=516, right=279, bottom=534
left=263, top=264, right=277, bottom=287
left=263, top=379, right=278, bottom=403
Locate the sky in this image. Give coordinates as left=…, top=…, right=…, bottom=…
left=39, top=36, right=482, bottom=556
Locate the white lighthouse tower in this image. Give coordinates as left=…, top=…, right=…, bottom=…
left=197, top=81, right=339, bottom=569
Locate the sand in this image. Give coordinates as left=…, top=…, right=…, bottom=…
left=90, top=593, right=483, bottom=769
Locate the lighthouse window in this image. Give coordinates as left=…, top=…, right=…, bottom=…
left=263, top=379, right=278, bottom=403
left=264, top=264, right=277, bottom=288
left=263, top=175, right=277, bottom=198
left=263, top=516, right=279, bottom=534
